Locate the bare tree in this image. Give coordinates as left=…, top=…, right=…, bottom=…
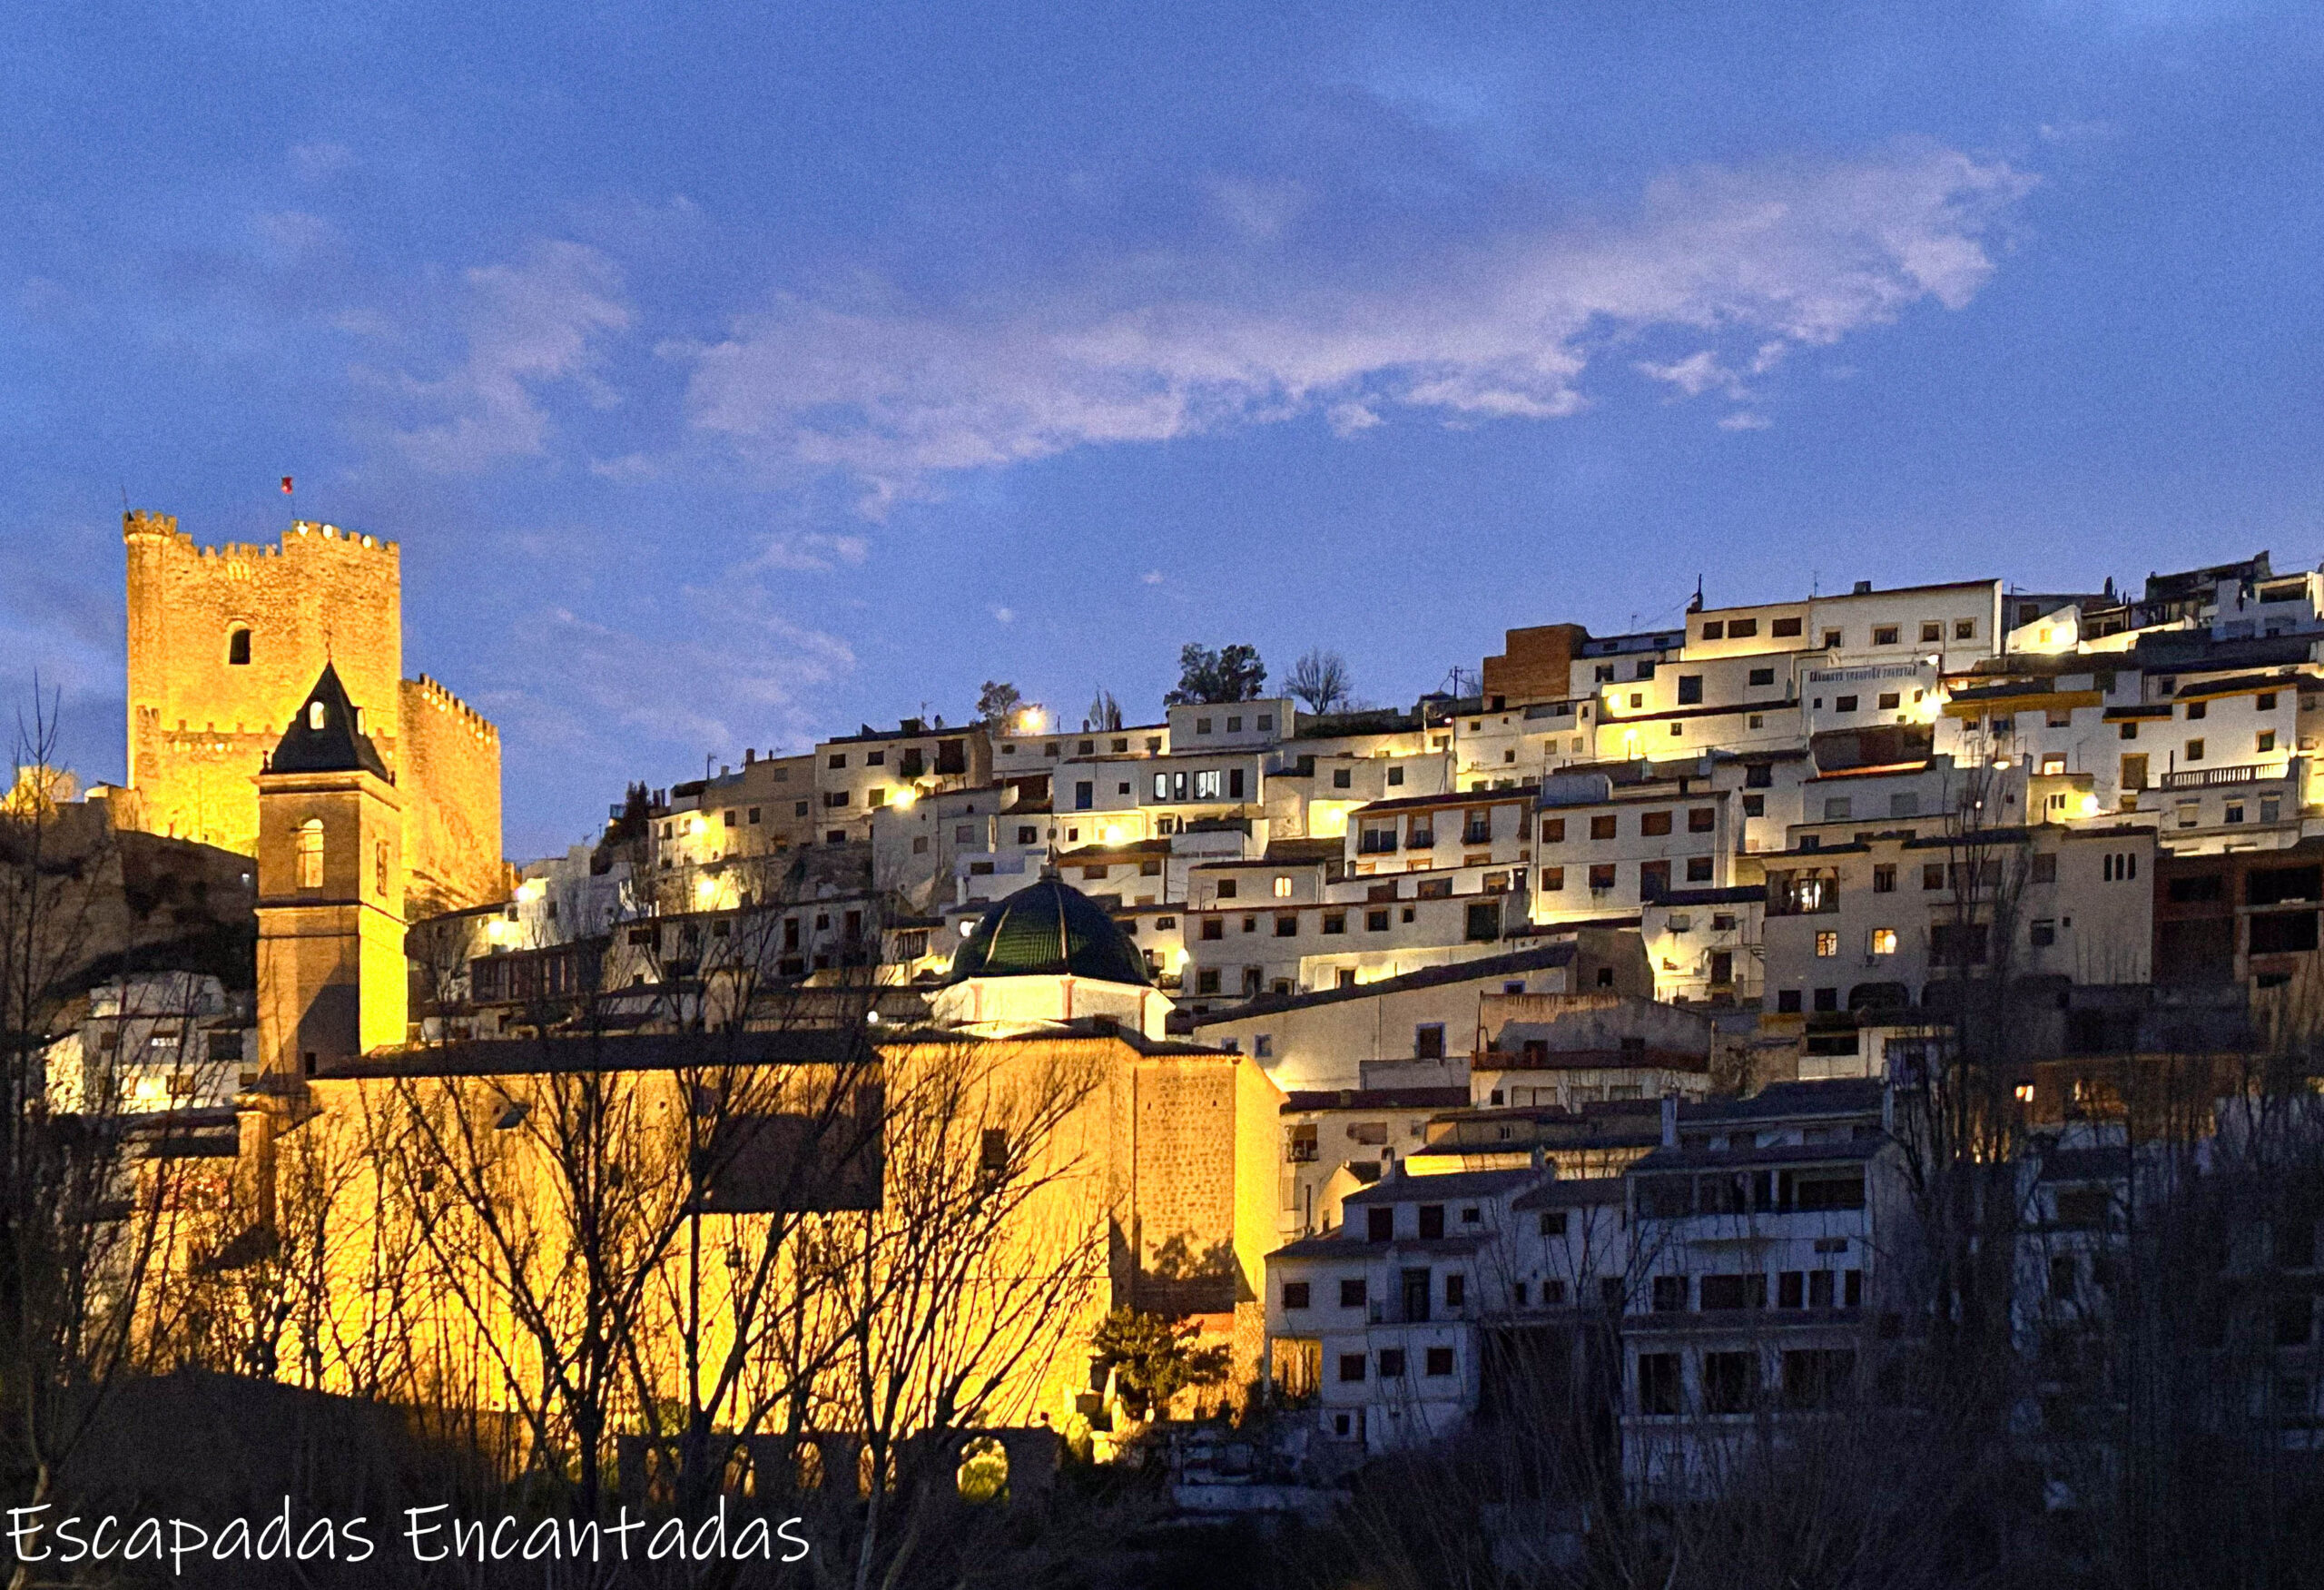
left=0, top=692, right=217, bottom=1590
left=1285, top=648, right=1354, bottom=715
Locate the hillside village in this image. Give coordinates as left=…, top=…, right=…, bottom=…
left=12, top=514, right=2324, bottom=1579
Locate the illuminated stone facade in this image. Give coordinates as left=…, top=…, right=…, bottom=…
left=123, top=510, right=501, bottom=912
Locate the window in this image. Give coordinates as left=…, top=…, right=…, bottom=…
left=1823, top=628, right=1843, bottom=648
left=1651, top=1275, right=1689, bottom=1312
left=1743, top=794, right=1764, bottom=817
left=1271, top=874, right=1294, bottom=899
left=227, top=626, right=251, bottom=665
left=1922, top=864, right=1945, bottom=891
left=1813, top=986, right=1839, bottom=1012
left=1727, top=618, right=1758, bottom=637
left=1415, top=1023, right=1446, bottom=1061
left=1772, top=616, right=1803, bottom=637
left=2260, top=730, right=2278, bottom=754
left=1824, top=796, right=1852, bottom=820
left=1541, top=817, right=1566, bottom=843
left=1417, top=1204, right=1445, bottom=1239
left=1700, top=1274, right=1767, bottom=1310
left=1595, top=663, right=1616, bottom=683
left=1590, top=815, right=1617, bottom=840
left=1338, top=1354, right=1366, bottom=1383
left=1640, top=859, right=1670, bottom=898
left=2186, top=700, right=2208, bottom=721
left=374, top=839, right=389, bottom=897
left=1017, top=825, right=1039, bottom=844
left=1748, top=667, right=1775, bottom=686
left=1873, top=625, right=1900, bottom=647
left=1919, top=621, right=1942, bottom=643
left=1588, top=863, right=1617, bottom=891
left=1424, top=1346, right=1454, bottom=1377
left=296, top=818, right=324, bottom=889
left=1835, top=695, right=1858, bottom=714
left=1878, top=692, right=1901, bottom=711
left=1869, top=928, right=1896, bottom=956
left=1387, top=765, right=1404, bottom=786
left=1638, top=1352, right=1682, bottom=1415
left=1873, top=864, right=1896, bottom=894
left=2030, top=853, right=2057, bottom=884
left=1686, top=855, right=1714, bottom=882
left=1539, top=1210, right=1569, bottom=1238
left=1777, top=989, right=1802, bottom=1012
left=1678, top=675, right=1703, bottom=705
left=1641, top=809, right=1672, bottom=836
left=2186, top=738, right=2205, bottom=762
left=1685, top=806, right=1716, bottom=834
left=2030, top=918, right=2056, bottom=947
left=1538, top=867, right=1564, bottom=894
left=1275, top=914, right=1298, bottom=937
left=1322, top=912, right=1346, bottom=935
left=1333, top=765, right=1352, bottom=789
left=1703, top=1351, right=1760, bottom=1414
left=308, top=700, right=325, bottom=731
left=1193, top=769, right=1224, bottom=801
left=1815, top=931, right=1838, bottom=958
left=1444, top=1272, right=1467, bottom=1309
left=1216, top=878, right=1238, bottom=901
left=1200, top=918, right=1224, bottom=941
left=1700, top=620, right=1725, bottom=639
left=1783, top=1348, right=1856, bottom=1409
left=1195, top=968, right=1220, bottom=994
left=1465, top=901, right=1502, bottom=942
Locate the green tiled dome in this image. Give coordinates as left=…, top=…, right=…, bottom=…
left=945, top=877, right=1151, bottom=988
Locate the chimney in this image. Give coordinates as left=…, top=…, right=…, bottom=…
left=1659, top=1091, right=1679, bottom=1149
left=1381, top=1149, right=1399, bottom=1181
left=1852, top=579, right=1873, bottom=595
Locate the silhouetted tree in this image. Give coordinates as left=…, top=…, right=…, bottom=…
left=1165, top=644, right=1265, bottom=706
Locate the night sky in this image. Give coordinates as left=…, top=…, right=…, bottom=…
left=4, top=2, right=2320, bottom=854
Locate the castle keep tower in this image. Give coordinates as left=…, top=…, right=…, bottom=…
left=254, top=665, right=408, bottom=1072
left=123, top=510, right=502, bottom=912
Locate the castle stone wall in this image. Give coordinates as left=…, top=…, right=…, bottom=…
left=399, top=676, right=504, bottom=913
left=123, top=512, right=504, bottom=912
left=126, top=514, right=402, bottom=854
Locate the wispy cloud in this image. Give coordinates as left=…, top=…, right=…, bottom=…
left=679, top=146, right=2031, bottom=508
left=487, top=588, right=852, bottom=762
left=747, top=531, right=869, bottom=573
left=380, top=242, right=632, bottom=474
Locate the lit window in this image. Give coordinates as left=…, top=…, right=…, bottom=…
left=1815, top=931, right=1838, bottom=958
left=297, top=818, right=324, bottom=889
left=1273, top=875, right=1293, bottom=898
left=308, top=700, right=325, bottom=731
left=1868, top=929, right=1896, bottom=957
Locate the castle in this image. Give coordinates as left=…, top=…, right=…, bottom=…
left=122, top=510, right=503, bottom=914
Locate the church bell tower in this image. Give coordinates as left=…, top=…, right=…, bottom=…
left=254, top=664, right=407, bottom=1076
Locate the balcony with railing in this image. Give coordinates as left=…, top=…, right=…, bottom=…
left=2160, top=761, right=2287, bottom=791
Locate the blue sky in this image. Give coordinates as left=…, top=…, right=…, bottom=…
left=4, top=2, right=2321, bottom=855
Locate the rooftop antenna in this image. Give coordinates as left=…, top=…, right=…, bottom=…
left=1688, top=575, right=1705, bottom=614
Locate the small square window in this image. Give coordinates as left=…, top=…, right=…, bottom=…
left=1873, top=626, right=1900, bottom=646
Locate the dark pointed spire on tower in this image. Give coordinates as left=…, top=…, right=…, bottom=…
left=270, top=663, right=391, bottom=780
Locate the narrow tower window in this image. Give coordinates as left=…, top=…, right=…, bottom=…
left=375, top=840, right=389, bottom=898
left=297, top=818, right=324, bottom=889
left=228, top=627, right=251, bottom=666
left=309, top=701, right=326, bottom=731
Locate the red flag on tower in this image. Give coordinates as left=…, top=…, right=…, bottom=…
left=281, top=477, right=294, bottom=494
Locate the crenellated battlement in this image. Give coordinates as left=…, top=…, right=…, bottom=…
left=408, top=673, right=500, bottom=743
left=121, top=510, right=399, bottom=560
